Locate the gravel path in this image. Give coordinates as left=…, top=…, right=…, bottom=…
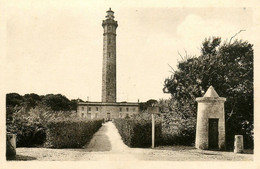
left=14, top=122, right=253, bottom=161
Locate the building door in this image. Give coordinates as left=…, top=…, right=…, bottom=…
left=107, top=113, right=111, bottom=121
left=208, top=119, right=219, bottom=149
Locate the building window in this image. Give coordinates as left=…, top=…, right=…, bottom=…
left=126, top=108, right=129, bottom=112
left=108, top=52, right=111, bottom=58
left=95, top=113, right=98, bottom=118
left=96, top=107, right=98, bottom=111
left=81, top=113, right=84, bottom=117
left=82, top=107, right=84, bottom=111
left=108, top=92, right=110, bottom=96
left=87, top=113, right=91, bottom=119
left=133, top=108, right=136, bottom=111
left=109, top=38, right=111, bottom=44
left=108, top=65, right=111, bottom=70
left=88, top=107, right=91, bottom=111
left=108, top=78, right=110, bottom=83
left=120, top=107, right=122, bottom=112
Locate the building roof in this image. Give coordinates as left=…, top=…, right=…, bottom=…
left=77, top=101, right=139, bottom=106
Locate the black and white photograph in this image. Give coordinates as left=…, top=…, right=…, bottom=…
left=1, top=0, right=259, bottom=169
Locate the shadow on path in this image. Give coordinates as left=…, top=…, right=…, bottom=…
left=7, top=154, right=37, bottom=161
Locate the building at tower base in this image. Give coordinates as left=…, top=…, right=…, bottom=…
left=77, top=102, right=139, bottom=120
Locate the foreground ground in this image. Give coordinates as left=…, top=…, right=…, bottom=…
left=13, top=122, right=253, bottom=161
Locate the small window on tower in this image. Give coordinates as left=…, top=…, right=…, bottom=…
left=108, top=78, right=110, bottom=83
left=88, top=107, right=91, bottom=111
left=108, top=92, right=110, bottom=96
left=126, top=108, right=129, bottom=112
left=109, top=65, right=111, bottom=70
left=108, top=52, right=111, bottom=58
left=82, top=107, right=84, bottom=111
left=120, top=107, right=122, bottom=112
left=109, top=38, right=111, bottom=44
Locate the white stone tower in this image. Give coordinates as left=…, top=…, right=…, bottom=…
left=195, top=86, right=226, bottom=150
left=102, top=8, right=118, bottom=103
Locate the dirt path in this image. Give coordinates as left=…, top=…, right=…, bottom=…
left=78, top=121, right=139, bottom=161
left=14, top=122, right=253, bottom=161
left=83, top=122, right=111, bottom=152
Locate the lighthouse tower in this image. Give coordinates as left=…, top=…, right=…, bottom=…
left=77, top=9, right=139, bottom=121
left=102, top=8, right=118, bottom=103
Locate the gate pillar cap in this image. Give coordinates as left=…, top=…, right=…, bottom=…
left=204, top=86, right=219, bottom=97
left=196, top=86, right=226, bottom=102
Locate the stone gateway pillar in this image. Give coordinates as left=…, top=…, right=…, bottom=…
left=234, top=135, right=244, bottom=153
left=195, top=86, right=226, bottom=150
left=6, top=133, right=16, bottom=158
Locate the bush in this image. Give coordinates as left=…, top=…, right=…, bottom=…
left=158, top=99, right=196, bottom=146
left=13, top=122, right=46, bottom=147
left=160, top=113, right=196, bottom=146
left=114, top=114, right=162, bottom=148
left=45, top=119, right=103, bottom=148
left=7, top=106, right=48, bottom=147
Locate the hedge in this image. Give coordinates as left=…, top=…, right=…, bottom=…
left=114, top=108, right=196, bottom=147
left=114, top=118, right=162, bottom=148
left=44, top=119, right=103, bottom=148
left=7, top=106, right=102, bottom=148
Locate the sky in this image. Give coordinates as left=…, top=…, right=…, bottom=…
left=2, top=0, right=258, bottom=102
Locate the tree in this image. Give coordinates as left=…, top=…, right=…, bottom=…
left=23, top=93, right=42, bottom=111
left=163, top=37, right=253, bottom=149
left=42, top=94, right=71, bottom=111
left=6, top=93, right=24, bottom=123
left=139, top=99, right=158, bottom=112
left=70, top=99, right=79, bottom=111
left=6, top=93, right=24, bottom=107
